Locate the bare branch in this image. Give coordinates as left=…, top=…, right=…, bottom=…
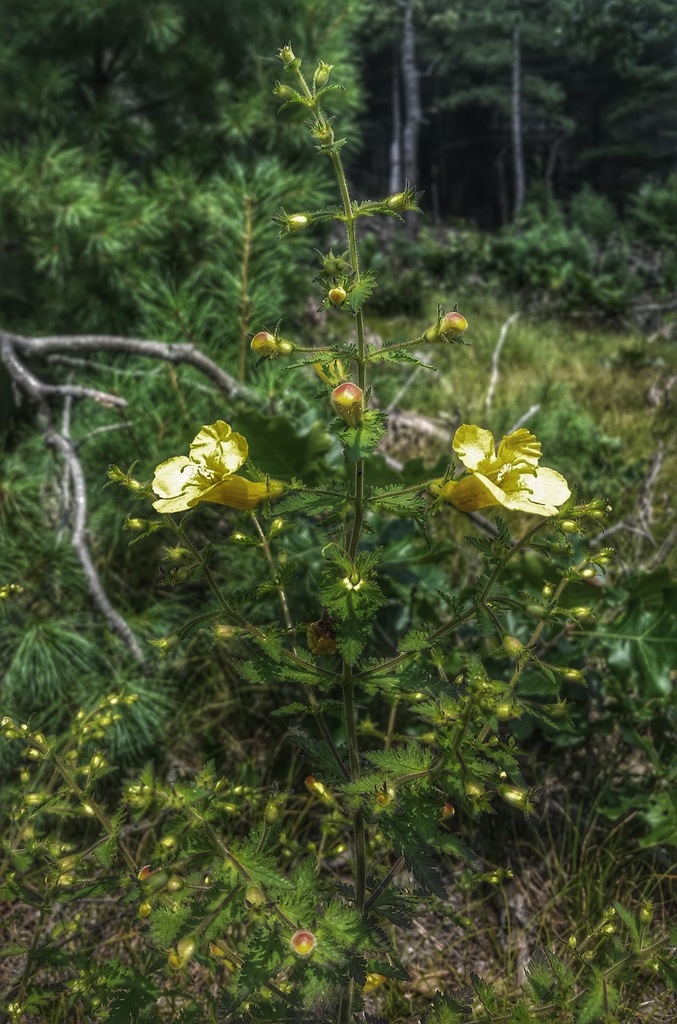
left=508, top=403, right=541, bottom=434
left=2, top=329, right=257, bottom=404
left=44, top=410, right=145, bottom=663
left=485, top=312, right=519, bottom=412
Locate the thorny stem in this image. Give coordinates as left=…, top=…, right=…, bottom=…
left=250, top=514, right=349, bottom=781
left=191, top=811, right=296, bottom=931
left=294, top=66, right=371, bottom=1000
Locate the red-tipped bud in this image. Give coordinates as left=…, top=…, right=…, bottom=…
left=439, top=311, right=468, bottom=339
left=291, top=929, right=317, bottom=957
left=332, top=382, right=363, bottom=427
left=137, top=864, right=153, bottom=882
left=441, top=802, right=456, bottom=819
left=328, top=285, right=347, bottom=306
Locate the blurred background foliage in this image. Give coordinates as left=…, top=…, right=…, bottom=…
left=0, top=1, right=675, bottom=1015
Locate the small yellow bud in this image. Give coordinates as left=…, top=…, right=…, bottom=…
left=639, top=902, right=653, bottom=925
left=166, top=874, right=184, bottom=892
left=245, top=884, right=266, bottom=907
left=251, top=331, right=277, bottom=357
left=139, top=902, right=152, bottom=918
left=328, top=285, right=347, bottom=306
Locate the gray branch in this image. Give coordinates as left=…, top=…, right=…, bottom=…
left=44, top=412, right=145, bottom=663
left=2, top=329, right=257, bottom=404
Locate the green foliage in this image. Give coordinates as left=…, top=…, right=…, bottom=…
left=1, top=32, right=676, bottom=1024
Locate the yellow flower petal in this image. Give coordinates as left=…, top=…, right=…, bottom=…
left=189, top=421, right=248, bottom=475
left=452, top=424, right=496, bottom=471
left=496, top=428, right=541, bottom=469
left=501, top=467, right=571, bottom=516
left=152, top=457, right=205, bottom=513
left=439, top=473, right=504, bottom=512
left=200, top=475, right=285, bottom=510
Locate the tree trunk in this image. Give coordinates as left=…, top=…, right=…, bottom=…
left=388, top=50, right=402, bottom=197
left=511, top=22, right=525, bottom=219
left=401, top=0, right=422, bottom=234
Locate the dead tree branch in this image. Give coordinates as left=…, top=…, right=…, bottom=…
left=0, top=326, right=261, bottom=663
left=485, top=312, right=519, bottom=412
left=44, top=407, right=146, bottom=662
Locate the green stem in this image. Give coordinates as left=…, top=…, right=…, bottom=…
left=251, top=514, right=349, bottom=782
left=342, top=662, right=366, bottom=916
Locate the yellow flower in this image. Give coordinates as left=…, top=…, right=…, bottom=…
left=152, top=420, right=284, bottom=514
left=431, top=424, right=570, bottom=517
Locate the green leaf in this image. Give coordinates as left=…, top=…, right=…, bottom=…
left=596, top=574, right=677, bottom=696
left=345, top=270, right=377, bottom=313
left=234, top=411, right=332, bottom=483
left=274, top=489, right=345, bottom=518
left=339, top=410, right=387, bottom=464
left=379, top=813, right=448, bottom=899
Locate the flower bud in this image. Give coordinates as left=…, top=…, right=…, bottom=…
left=375, top=785, right=395, bottom=808
left=306, top=617, right=337, bottom=656
left=291, top=929, right=317, bottom=957
left=251, top=331, right=277, bottom=356
left=313, top=61, right=333, bottom=91
left=441, top=802, right=456, bottom=820
left=499, top=785, right=530, bottom=809
left=328, top=285, right=347, bottom=306
left=137, top=864, right=153, bottom=882
left=560, top=667, right=585, bottom=683
left=386, top=192, right=410, bottom=211
left=166, top=874, right=184, bottom=892
left=245, top=884, right=266, bottom=907
left=304, top=775, right=333, bottom=804
left=273, top=82, right=300, bottom=102
left=560, top=519, right=578, bottom=534
left=287, top=214, right=309, bottom=232
left=439, top=311, right=468, bottom=339
left=332, top=382, right=363, bottom=427
left=464, top=780, right=484, bottom=799
left=139, top=902, right=152, bottom=918
left=278, top=44, right=297, bottom=67
left=502, top=635, right=524, bottom=657
left=495, top=702, right=514, bottom=721
left=639, top=902, right=653, bottom=925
